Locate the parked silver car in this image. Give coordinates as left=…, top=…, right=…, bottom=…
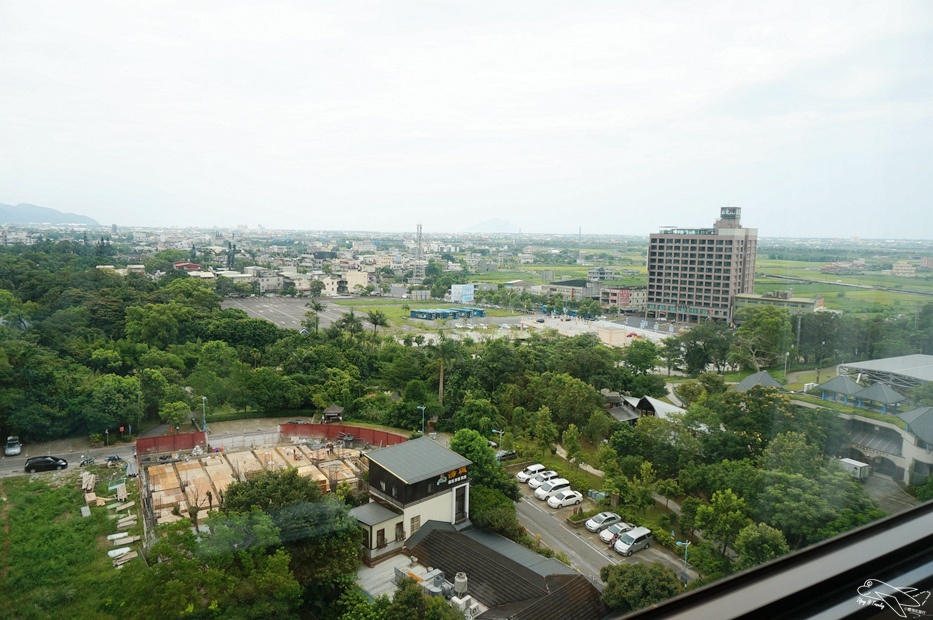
left=4, top=436, right=22, bottom=456
left=585, top=512, right=622, bottom=533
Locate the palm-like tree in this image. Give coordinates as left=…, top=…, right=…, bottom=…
left=303, top=300, right=325, bottom=333
left=430, top=334, right=462, bottom=407
left=365, top=309, right=389, bottom=346
left=334, top=309, right=364, bottom=336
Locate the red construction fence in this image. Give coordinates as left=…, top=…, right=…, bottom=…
left=137, top=431, right=207, bottom=455
left=279, top=423, right=407, bottom=447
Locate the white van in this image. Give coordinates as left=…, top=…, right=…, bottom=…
left=534, top=478, right=571, bottom=500
left=613, top=526, right=653, bottom=556
left=516, top=464, right=546, bottom=483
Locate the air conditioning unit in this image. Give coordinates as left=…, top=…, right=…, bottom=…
left=451, top=595, right=471, bottom=611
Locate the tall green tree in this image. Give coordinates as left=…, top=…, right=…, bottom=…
left=221, top=468, right=363, bottom=607
left=623, top=339, right=660, bottom=376
left=599, top=563, right=683, bottom=614
left=695, top=489, right=751, bottom=557
left=729, top=306, right=793, bottom=372
left=734, top=522, right=790, bottom=570
left=449, top=428, right=520, bottom=500
left=562, top=423, right=583, bottom=467
left=84, top=373, right=141, bottom=433
left=533, top=406, right=558, bottom=457
left=160, top=400, right=191, bottom=430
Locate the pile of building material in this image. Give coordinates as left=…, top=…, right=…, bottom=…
left=202, top=454, right=236, bottom=495
left=316, top=459, right=358, bottom=489
left=176, top=460, right=216, bottom=514
left=148, top=462, right=187, bottom=524
left=274, top=447, right=329, bottom=492
left=224, top=450, right=263, bottom=480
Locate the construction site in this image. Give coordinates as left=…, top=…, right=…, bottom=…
left=136, top=423, right=406, bottom=539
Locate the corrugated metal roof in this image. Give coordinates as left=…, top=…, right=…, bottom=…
left=839, top=354, right=933, bottom=382
left=366, top=436, right=472, bottom=484
left=349, top=501, right=401, bottom=526
left=461, top=528, right=577, bottom=578
left=637, top=396, right=685, bottom=419
left=608, top=406, right=639, bottom=423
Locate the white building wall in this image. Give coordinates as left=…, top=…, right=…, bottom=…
left=401, top=484, right=469, bottom=534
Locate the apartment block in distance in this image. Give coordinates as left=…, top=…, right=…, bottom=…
left=646, top=207, right=757, bottom=323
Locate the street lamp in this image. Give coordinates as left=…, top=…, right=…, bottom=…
left=784, top=351, right=790, bottom=380
left=816, top=340, right=826, bottom=384
left=202, top=396, right=207, bottom=432
left=675, top=539, right=691, bottom=583
left=491, top=428, right=505, bottom=447
left=417, top=405, right=426, bottom=435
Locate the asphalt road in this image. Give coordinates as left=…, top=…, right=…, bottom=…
left=1, top=444, right=137, bottom=479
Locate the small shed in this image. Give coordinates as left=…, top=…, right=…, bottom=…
left=854, top=383, right=906, bottom=414
left=817, top=375, right=864, bottom=404
left=323, top=406, right=345, bottom=423
left=735, top=371, right=782, bottom=392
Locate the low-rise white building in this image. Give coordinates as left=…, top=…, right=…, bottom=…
left=350, top=437, right=471, bottom=565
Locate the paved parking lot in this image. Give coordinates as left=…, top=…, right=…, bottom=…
left=515, top=480, right=697, bottom=583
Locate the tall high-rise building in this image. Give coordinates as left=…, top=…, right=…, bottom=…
left=646, top=207, right=757, bottom=323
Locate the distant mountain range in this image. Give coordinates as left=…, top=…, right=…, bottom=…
left=464, top=218, right=520, bottom=233
left=0, top=203, right=101, bottom=227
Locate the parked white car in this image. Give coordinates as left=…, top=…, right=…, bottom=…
left=547, top=489, right=583, bottom=509
left=527, top=470, right=559, bottom=489
left=599, top=521, right=634, bottom=544
left=534, top=478, right=571, bottom=501
left=516, top=464, right=546, bottom=483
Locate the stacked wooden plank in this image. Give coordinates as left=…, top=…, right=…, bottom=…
left=224, top=451, right=263, bottom=480
left=148, top=463, right=185, bottom=511
left=117, top=514, right=137, bottom=530
left=176, top=460, right=214, bottom=510
left=112, top=550, right=137, bottom=568
left=81, top=472, right=98, bottom=493
left=155, top=508, right=185, bottom=524
left=274, top=447, right=329, bottom=493
left=202, top=455, right=236, bottom=496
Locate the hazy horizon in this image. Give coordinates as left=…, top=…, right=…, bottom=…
left=2, top=2, right=932, bottom=238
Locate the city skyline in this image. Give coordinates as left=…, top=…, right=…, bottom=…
left=2, top=2, right=932, bottom=239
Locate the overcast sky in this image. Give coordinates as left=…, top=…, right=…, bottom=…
left=2, top=2, right=931, bottom=238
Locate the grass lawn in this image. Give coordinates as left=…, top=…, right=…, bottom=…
left=754, top=258, right=933, bottom=315
left=0, top=470, right=140, bottom=619
left=330, top=299, right=525, bottom=329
